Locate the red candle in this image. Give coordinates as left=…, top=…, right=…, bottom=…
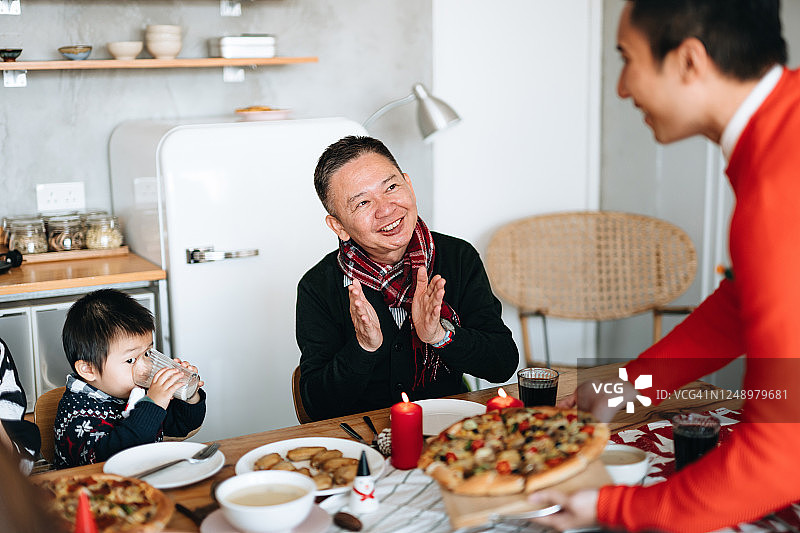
left=486, top=387, right=524, bottom=412
left=390, top=392, right=423, bottom=469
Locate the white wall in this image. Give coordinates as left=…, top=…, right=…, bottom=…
left=432, top=0, right=602, bottom=374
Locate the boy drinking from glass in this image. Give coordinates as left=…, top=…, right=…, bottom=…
left=54, top=289, right=206, bottom=468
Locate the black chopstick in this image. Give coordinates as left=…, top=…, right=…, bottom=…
left=174, top=503, right=203, bottom=527
left=339, top=422, right=368, bottom=444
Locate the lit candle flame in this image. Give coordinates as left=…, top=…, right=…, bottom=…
left=401, top=392, right=409, bottom=403
left=498, top=387, right=508, bottom=398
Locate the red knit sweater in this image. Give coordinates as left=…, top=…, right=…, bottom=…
left=598, top=67, right=800, bottom=532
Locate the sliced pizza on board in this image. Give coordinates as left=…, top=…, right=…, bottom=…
left=418, top=406, right=609, bottom=496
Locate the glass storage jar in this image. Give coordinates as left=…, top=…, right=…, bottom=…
left=85, top=214, right=123, bottom=249
left=8, top=218, right=48, bottom=254
left=42, top=210, right=79, bottom=229
left=80, top=209, right=108, bottom=233
left=2, top=214, right=41, bottom=247
left=46, top=214, right=85, bottom=251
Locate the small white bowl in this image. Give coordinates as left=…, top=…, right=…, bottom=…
left=216, top=471, right=316, bottom=533
left=107, top=41, right=143, bottom=60
left=145, top=32, right=182, bottom=42
left=600, top=443, right=649, bottom=485
left=146, top=40, right=182, bottom=59
left=145, top=24, right=182, bottom=35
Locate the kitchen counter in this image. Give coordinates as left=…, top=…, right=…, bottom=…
left=0, top=253, right=166, bottom=297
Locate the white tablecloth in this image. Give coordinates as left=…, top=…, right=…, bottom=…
left=319, top=466, right=551, bottom=533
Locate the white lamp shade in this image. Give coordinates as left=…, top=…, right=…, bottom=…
left=413, top=83, right=461, bottom=140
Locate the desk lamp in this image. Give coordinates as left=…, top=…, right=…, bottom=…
left=362, top=83, right=461, bottom=141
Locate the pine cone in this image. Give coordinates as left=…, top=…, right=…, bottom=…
left=377, top=428, right=392, bottom=456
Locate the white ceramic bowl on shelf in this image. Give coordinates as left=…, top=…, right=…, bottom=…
left=145, top=24, right=182, bottom=35
left=146, top=39, right=182, bottom=59
left=145, top=32, right=182, bottom=43
left=107, top=41, right=143, bottom=60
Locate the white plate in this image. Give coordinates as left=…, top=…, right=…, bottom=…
left=200, top=505, right=331, bottom=533
left=103, top=441, right=225, bottom=490
left=413, top=399, right=486, bottom=435
left=235, top=437, right=385, bottom=496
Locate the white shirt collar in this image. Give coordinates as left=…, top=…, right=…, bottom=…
left=720, top=64, right=784, bottom=161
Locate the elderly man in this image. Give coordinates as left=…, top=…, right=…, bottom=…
left=531, top=1, right=800, bottom=532
left=296, top=136, right=518, bottom=420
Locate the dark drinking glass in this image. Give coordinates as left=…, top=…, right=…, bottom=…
left=672, top=414, right=720, bottom=471
left=517, top=368, right=559, bottom=407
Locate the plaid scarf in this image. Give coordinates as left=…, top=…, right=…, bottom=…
left=337, top=217, right=459, bottom=390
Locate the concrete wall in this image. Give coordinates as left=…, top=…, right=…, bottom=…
left=598, top=0, right=800, bottom=364
left=0, top=0, right=433, bottom=221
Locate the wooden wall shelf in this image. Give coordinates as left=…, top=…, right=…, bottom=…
left=0, top=56, right=317, bottom=71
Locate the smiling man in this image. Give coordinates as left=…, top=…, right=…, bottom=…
left=530, top=1, right=800, bottom=532
left=296, top=136, right=518, bottom=420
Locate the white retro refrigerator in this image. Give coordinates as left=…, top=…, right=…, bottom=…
left=109, top=117, right=367, bottom=441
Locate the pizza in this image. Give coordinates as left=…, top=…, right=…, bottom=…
left=37, top=473, right=174, bottom=532
left=418, top=407, right=609, bottom=496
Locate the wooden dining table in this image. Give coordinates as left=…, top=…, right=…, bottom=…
left=33, top=363, right=742, bottom=531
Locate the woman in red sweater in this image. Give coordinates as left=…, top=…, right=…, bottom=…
left=532, top=1, right=800, bottom=531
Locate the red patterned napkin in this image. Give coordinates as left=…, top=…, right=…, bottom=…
left=609, top=408, right=800, bottom=532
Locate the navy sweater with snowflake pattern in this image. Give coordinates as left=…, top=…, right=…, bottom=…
left=54, top=375, right=205, bottom=468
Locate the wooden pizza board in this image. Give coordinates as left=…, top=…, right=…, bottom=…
left=440, top=459, right=612, bottom=529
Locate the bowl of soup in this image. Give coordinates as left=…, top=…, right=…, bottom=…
left=216, top=471, right=316, bottom=532
left=600, top=443, right=650, bottom=485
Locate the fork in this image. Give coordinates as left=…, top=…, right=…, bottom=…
left=130, top=442, right=220, bottom=479
left=362, top=415, right=380, bottom=448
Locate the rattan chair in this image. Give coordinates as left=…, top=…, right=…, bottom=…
left=292, top=366, right=312, bottom=424
left=486, top=211, right=697, bottom=367
left=33, top=386, right=65, bottom=464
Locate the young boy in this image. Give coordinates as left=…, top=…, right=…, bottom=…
left=54, top=289, right=206, bottom=468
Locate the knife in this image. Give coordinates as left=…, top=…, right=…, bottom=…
left=339, top=422, right=369, bottom=445
left=487, top=504, right=562, bottom=522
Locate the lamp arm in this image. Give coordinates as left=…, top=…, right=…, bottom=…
left=362, top=93, right=416, bottom=130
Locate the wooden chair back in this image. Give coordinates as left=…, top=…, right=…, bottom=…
left=486, top=211, right=697, bottom=366
left=33, top=386, right=65, bottom=464
left=292, top=367, right=312, bottom=424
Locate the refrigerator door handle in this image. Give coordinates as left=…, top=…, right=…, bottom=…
left=186, top=247, right=259, bottom=264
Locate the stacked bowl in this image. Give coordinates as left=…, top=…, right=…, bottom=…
left=145, top=24, right=182, bottom=59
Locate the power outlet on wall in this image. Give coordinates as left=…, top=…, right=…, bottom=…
left=36, top=182, right=86, bottom=212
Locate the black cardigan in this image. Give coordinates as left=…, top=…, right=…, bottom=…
left=296, top=232, right=519, bottom=421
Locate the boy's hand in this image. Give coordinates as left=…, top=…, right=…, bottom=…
left=146, top=367, right=185, bottom=409
left=174, top=358, right=204, bottom=404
